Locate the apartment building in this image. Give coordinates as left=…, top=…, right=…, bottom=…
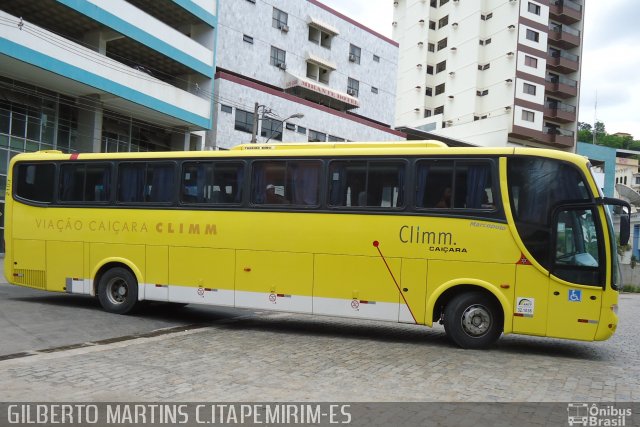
left=213, top=0, right=404, bottom=149
left=393, top=0, right=583, bottom=150
left=0, top=0, right=217, bottom=247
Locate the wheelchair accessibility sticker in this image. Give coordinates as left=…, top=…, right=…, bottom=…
left=568, top=289, right=582, bottom=302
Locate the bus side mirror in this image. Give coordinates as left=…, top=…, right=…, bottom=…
left=599, top=197, right=632, bottom=246
left=620, top=213, right=630, bottom=246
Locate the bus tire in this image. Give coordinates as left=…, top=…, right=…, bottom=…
left=443, top=291, right=502, bottom=349
left=97, top=267, right=139, bottom=314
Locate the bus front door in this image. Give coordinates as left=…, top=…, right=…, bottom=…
left=546, top=207, right=604, bottom=340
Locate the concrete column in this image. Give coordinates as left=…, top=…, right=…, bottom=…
left=76, top=95, right=103, bottom=153
left=170, top=130, right=191, bottom=151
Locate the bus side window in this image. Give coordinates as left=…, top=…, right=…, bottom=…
left=118, top=162, right=175, bottom=204
left=60, top=163, right=111, bottom=202
left=15, top=163, right=55, bottom=203
left=146, top=163, right=175, bottom=203
left=329, top=161, right=404, bottom=208
left=252, top=160, right=319, bottom=206
left=415, top=160, right=494, bottom=210
left=415, top=160, right=453, bottom=209
left=182, top=162, right=244, bottom=204
left=118, top=163, right=145, bottom=203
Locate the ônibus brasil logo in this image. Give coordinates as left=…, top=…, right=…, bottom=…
left=567, top=403, right=632, bottom=426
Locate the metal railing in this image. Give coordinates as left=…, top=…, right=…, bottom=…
left=550, top=24, right=580, bottom=37
left=548, top=49, right=579, bottom=62
left=546, top=75, right=578, bottom=87
left=544, top=126, right=575, bottom=137
left=545, top=100, right=576, bottom=113
left=551, top=0, right=582, bottom=12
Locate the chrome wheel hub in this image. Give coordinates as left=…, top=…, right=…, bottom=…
left=460, top=305, right=491, bottom=337
left=106, top=278, right=128, bottom=305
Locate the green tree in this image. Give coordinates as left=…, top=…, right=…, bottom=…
left=578, top=121, right=592, bottom=143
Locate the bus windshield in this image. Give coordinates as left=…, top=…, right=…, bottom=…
left=508, top=156, right=592, bottom=270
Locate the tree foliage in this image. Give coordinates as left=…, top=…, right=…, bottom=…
left=578, top=121, right=639, bottom=150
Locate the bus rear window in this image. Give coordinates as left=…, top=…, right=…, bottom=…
left=15, top=163, right=55, bottom=203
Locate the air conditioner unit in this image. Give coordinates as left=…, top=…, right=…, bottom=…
left=277, top=62, right=287, bottom=70
left=349, top=53, right=357, bottom=62
left=279, top=24, right=289, bottom=33
left=347, top=88, right=356, bottom=96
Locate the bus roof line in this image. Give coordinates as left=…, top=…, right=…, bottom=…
left=231, top=141, right=448, bottom=151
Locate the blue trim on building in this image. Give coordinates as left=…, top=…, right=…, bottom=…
left=56, top=0, right=213, bottom=77
left=208, top=0, right=220, bottom=131
left=576, top=141, right=616, bottom=197
left=172, top=0, right=217, bottom=27
left=0, top=38, right=211, bottom=129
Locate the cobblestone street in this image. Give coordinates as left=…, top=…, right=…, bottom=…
left=1, top=289, right=639, bottom=403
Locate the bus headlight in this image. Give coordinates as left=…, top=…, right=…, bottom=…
left=610, top=304, right=618, bottom=315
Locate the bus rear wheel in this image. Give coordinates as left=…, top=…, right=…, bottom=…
left=97, top=267, right=139, bottom=314
left=443, top=292, right=502, bottom=349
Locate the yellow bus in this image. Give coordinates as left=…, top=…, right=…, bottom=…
left=4, top=142, right=630, bottom=349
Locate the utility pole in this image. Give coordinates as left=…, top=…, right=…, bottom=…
left=250, top=102, right=259, bottom=143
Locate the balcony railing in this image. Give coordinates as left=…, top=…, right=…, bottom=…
left=546, top=75, right=578, bottom=87
left=551, top=0, right=582, bottom=12
left=546, top=100, right=576, bottom=113
left=544, top=126, right=575, bottom=138
left=548, top=49, right=579, bottom=62
left=550, top=24, right=580, bottom=37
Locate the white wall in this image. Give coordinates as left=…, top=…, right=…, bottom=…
left=213, top=78, right=404, bottom=150
left=217, top=0, right=397, bottom=126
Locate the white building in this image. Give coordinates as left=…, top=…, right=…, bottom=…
left=393, top=0, right=583, bottom=150
left=213, top=0, right=404, bottom=149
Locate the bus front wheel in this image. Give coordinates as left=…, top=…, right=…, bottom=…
left=97, top=267, right=139, bottom=314
left=443, top=292, right=502, bottom=349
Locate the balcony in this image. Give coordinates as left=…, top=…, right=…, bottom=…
left=544, top=100, right=577, bottom=123
left=547, top=48, right=579, bottom=73
left=549, top=24, right=581, bottom=49
left=541, top=126, right=575, bottom=147
left=549, top=0, right=582, bottom=24
left=545, top=75, right=578, bottom=98
left=510, top=125, right=574, bottom=148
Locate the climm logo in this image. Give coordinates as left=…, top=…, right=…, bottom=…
left=399, top=225, right=454, bottom=245
left=398, top=225, right=467, bottom=253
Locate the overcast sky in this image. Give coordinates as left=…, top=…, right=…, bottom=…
left=321, top=0, right=640, bottom=139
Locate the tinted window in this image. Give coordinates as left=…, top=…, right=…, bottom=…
left=251, top=160, right=321, bottom=206
left=117, top=162, right=175, bottom=203
left=508, top=157, right=590, bottom=268
left=59, top=163, right=111, bottom=202
left=15, top=163, right=55, bottom=203
left=182, top=162, right=244, bottom=204
left=553, top=208, right=602, bottom=286
left=415, top=160, right=495, bottom=210
left=328, top=161, right=405, bottom=208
